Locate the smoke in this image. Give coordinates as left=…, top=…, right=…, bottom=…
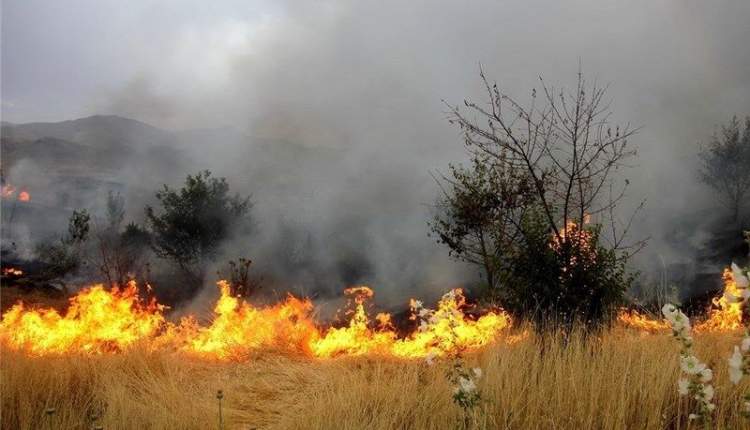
left=3, top=0, right=750, bottom=303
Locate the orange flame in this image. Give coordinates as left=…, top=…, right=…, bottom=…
left=1, top=183, right=30, bottom=201
left=0, top=281, right=166, bottom=355
left=550, top=219, right=596, bottom=273
left=616, top=309, right=669, bottom=332
left=2, top=267, right=24, bottom=276
left=696, top=268, right=744, bottom=332
left=0, top=281, right=512, bottom=360
left=166, top=280, right=319, bottom=359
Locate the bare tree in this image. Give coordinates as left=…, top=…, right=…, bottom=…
left=438, top=67, right=644, bottom=329
left=95, top=192, right=151, bottom=286
left=698, top=115, right=750, bottom=223
left=447, top=67, right=644, bottom=256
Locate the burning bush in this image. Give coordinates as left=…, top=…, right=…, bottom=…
left=502, top=211, right=634, bottom=331
left=436, top=69, right=642, bottom=332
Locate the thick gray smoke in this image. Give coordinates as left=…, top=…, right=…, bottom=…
left=3, top=0, right=750, bottom=304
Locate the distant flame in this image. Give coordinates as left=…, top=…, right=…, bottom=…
left=2, top=267, right=24, bottom=277
left=1, top=184, right=16, bottom=198
left=0, top=183, right=30, bottom=201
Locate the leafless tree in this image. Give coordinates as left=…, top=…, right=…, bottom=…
left=447, top=67, right=645, bottom=257
left=95, top=192, right=151, bottom=286
left=698, top=115, right=750, bottom=224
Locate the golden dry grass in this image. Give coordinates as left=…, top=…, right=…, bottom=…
left=2, top=328, right=749, bottom=429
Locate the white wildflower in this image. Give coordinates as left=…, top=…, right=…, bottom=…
left=458, top=376, right=476, bottom=393
left=688, top=414, right=698, bottom=420
left=472, top=368, right=482, bottom=379
left=699, top=368, right=713, bottom=383
left=681, top=355, right=706, bottom=375
left=662, top=304, right=678, bottom=324
left=729, top=346, right=744, bottom=384
left=732, top=263, right=750, bottom=288
left=677, top=378, right=689, bottom=395
left=702, top=385, right=714, bottom=402
left=742, top=336, right=750, bottom=352
left=730, top=367, right=744, bottom=385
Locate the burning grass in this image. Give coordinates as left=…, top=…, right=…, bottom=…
left=3, top=267, right=750, bottom=428
left=2, top=329, right=750, bottom=429
left=0, top=281, right=511, bottom=360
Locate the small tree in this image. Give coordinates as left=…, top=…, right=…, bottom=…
left=94, top=192, right=151, bottom=286
left=430, top=153, right=533, bottom=301
left=698, top=115, right=750, bottom=223
left=442, top=67, right=644, bottom=330
left=146, top=171, right=252, bottom=287
left=36, top=209, right=91, bottom=279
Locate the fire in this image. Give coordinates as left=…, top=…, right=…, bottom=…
left=0, top=281, right=166, bottom=355
left=696, top=268, right=744, bottom=331
left=307, top=287, right=511, bottom=359
left=614, top=266, right=747, bottom=334
left=388, top=289, right=511, bottom=358
left=616, top=309, right=669, bottom=332
left=168, top=280, right=319, bottom=359
left=2, top=267, right=24, bottom=276
left=0, top=281, right=512, bottom=360
left=0, top=183, right=29, bottom=201
left=308, top=286, right=398, bottom=357
left=551, top=219, right=595, bottom=270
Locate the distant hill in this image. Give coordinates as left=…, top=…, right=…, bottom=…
left=0, top=114, right=347, bottom=229
left=1, top=115, right=174, bottom=148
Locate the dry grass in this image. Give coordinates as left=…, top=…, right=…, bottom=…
left=2, top=328, right=749, bottom=429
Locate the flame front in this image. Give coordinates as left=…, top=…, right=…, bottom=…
left=167, top=280, right=319, bottom=359
left=4, top=260, right=748, bottom=357
left=0, top=281, right=166, bottom=354
left=0, top=281, right=512, bottom=360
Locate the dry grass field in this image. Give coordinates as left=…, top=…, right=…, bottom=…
left=3, top=327, right=749, bottom=430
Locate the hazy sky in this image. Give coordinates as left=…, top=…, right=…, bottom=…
left=3, top=0, right=750, bottom=297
